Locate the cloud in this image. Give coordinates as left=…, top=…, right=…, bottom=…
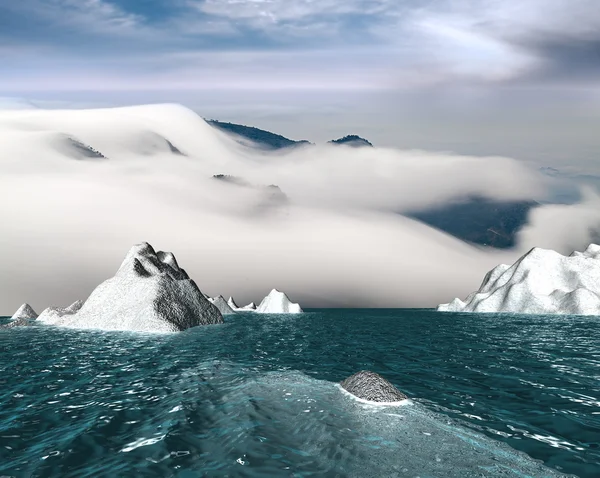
left=517, top=187, right=600, bottom=254
left=406, top=0, right=600, bottom=85
left=2, top=0, right=600, bottom=93
left=2, top=103, right=599, bottom=314
left=196, top=0, right=393, bottom=20
left=1, top=0, right=144, bottom=41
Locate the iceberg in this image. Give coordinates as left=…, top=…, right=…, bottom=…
left=241, top=302, right=256, bottom=310
left=37, top=242, right=223, bottom=332
left=38, top=300, right=84, bottom=323
left=227, top=296, right=239, bottom=310
left=227, top=297, right=256, bottom=311
left=340, top=371, right=408, bottom=403
left=438, top=244, right=600, bottom=315
left=209, top=296, right=237, bottom=315
left=256, top=289, right=303, bottom=314
left=10, top=303, right=38, bottom=320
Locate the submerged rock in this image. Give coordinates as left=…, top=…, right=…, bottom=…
left=340, top=371, right=407, bottom=403
left=438, top=244, right=600, bottom=315
left=10, top=303, right=38, bottom=320
left=37, top=242, right=223, bottom=332
left=256, top=289, right=303, bottom=314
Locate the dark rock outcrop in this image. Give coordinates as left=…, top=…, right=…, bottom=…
left=340, top=371, right=407, bottom=402
left=328, top=135, right=373, bottom=147
left=207, top=120, right=311, bottom=150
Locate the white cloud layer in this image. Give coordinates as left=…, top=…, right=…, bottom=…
left=1, top=103, right=599, bottom=313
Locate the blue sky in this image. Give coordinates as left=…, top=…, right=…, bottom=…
left=4, top=0, right=599, bottom=91
left=2, top=0, right=600, bottom=165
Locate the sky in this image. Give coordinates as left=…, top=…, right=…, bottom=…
left=2, top=0, right=600, bottom=169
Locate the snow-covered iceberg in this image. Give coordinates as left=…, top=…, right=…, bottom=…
left=227, top=296, right=238, bottom=310
left=10, top=303, right=38, bottom=320
left=256, top=289, right=303, bottom=314
left=37, top=242, right=223, bottom=332
left=209, top=295, right=236, bottom=315
left=38, top=300, right=84, bottom=323
left=438, top=244, right=600, bottom=315
left=227, top=297, right=256, bottom=311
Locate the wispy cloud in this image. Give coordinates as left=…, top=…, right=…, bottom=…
left=3, top=0, right=600, bottom=88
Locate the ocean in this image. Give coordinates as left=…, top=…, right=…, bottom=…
left=0, top=309, right=598, bottom=477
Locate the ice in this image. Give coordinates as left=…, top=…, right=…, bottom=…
left=10, top=303, right=38, bottom=320
left=227, top=296, right=239, bottom=310
left=227, top=297, right=257, bottom=311
left=438, top=244, right=600, bottom=315
left=256, top=289, right=303, bottom=314
left=37, top=242, right=223, bottom=332
left=208, top=295, right=237, bottom=315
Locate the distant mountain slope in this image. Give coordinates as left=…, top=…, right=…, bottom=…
left=206, top=118, right=538, bottom=249
left=328, top=135, right=373, bottom=147
left=407, top=197, right=539, bottom=249
left=206, top=119, right=311, bottom=150
left=206, top=119, right=374, bottom=149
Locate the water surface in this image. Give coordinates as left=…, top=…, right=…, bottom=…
left=0, top=309, right=598, bottom=477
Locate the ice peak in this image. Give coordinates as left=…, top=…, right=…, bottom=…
left=11, top=303, right=38, bottom=320
left=256, top=289, right=303, bottom=314
left=36, top=242, right=222, bottom=332
left=117, top=242, right=189, bottom=280
left=438, top=243, right=600, bottom=315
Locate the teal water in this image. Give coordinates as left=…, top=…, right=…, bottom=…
left=0, top=309, right=598, bottom=477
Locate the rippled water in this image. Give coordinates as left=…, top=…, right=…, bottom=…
left=0, top=309, right=598, bottom=477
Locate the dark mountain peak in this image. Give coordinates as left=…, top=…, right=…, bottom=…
left=328, top=135, right=373, bottom=147
left=206, top=119, right=312, bottom=150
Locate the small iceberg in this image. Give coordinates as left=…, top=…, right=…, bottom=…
left=36, top=242, right=223, bottom=332
left=10, top=303, right=38, bottom=320
left=209, top=295, right=237, bottom=315
left=256, top=289, right=303, bottom=314
left=438, top=243, right=600, bottom=315
left=227, top=297, right=256, bottom=311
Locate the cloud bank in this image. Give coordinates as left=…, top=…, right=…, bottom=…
left=1, top=103, right=600, bottom=313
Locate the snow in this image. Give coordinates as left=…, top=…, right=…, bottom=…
left=226, top=297, right=256, bottom=312
left=10, top=303, right=38, bottom=320
left=227, top=296, right=239, bottom=310
left=37, top=242, right=223, bottom=332
left=209, top=296, right=237, bottom=315
left=256, top=289, right=303, bottom=314
left=438, top=244, right=600, bottom=315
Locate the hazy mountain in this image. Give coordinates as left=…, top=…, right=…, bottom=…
left=328, top=135, right=373, bottom=147
left=407, top=197, right=539, bottom=249
left=206, top=119, right=311, bottom=150
left=207, top=119, right=545, bottom=249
